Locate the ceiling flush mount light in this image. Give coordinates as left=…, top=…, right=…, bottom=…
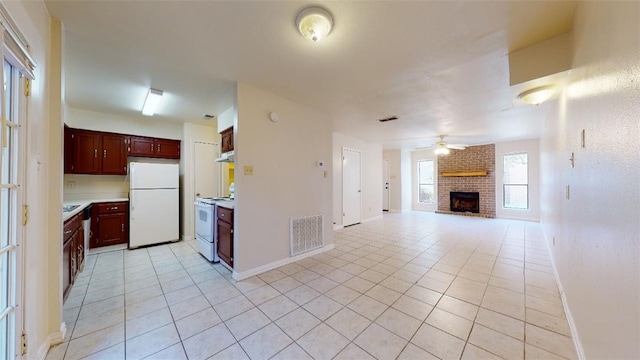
left=142, top=88, right=163, bottom=116
left=518, top=85, right=556, bottom=105
left=296, top=6, right=333, bottom=42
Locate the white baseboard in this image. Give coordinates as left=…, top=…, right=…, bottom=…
left=232, top=243, right=335, bottom=281
left=362, top=215, right=383, bottom=223
left=543, top=235, right=586, bottom=360
left=38, top=322, right=66, bottom=360
left=333, top=224, right=343, bottom=231
left=496, top=215, right=540, bottom=222
left=180, top=234, right=193, bottom=242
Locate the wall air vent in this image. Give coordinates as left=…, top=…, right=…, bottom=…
left=377, top=116, right=398, bottom=123
left=290, top=215, right=323, bottom=256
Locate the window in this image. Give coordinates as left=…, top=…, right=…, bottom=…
left=503, top=153, right=528, bottom=209
left=418, top=160, right=435, bottom=204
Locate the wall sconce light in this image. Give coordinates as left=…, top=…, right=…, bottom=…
left=296, top=6, right=333, bottom=42
left=142, top=88, right=163, bottom=116
left=518, top=85, right=555, bottom=105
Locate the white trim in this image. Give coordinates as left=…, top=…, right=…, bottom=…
left=232, top=243, right=335, bottom=281
left=38, top=320, right=66, bottom=360
left=36, top=338, right=50, bottom=360
left=543, top=235, right=586, bottom=360
left=332, top=224, right=343, bottom=231
left=361, top=215, right=382, bottom=223
left=180, top=235, right=193, bottom=242
left=496, top=215, right=540, bottom=222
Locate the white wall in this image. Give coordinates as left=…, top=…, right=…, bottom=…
left=217, top=105, right=234, bottom=133
left=63, top=175, right=129, bottom=201
left=234, top=83, right=333, bottom=275
left=181, top=122, right=219, bottom=240
left=65, top=106, right=182, bottom=139
left=411, top=149, right=438, bottom=211
left=333, top=133, right=383, bottom=226
left=540, top=2, right=639, bottom=358
left=495, top=139, right=540, bottom=221
left=400, top=149, right=412, bottom=211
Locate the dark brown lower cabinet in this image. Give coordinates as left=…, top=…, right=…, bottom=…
left=91, top=202, right=128, bottom=248
left=63, top=212, right=84, bottom=301
left=217, top=206, right=234, bottom=268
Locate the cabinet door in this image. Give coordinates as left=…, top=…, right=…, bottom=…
left=129, top=136, right=155, bottom=157
left=102, top=134, right=128, bottom=175
left=96, top=212, right=128, bottom=247
left=155, top=139, right=180, bottom=159
left=64, top=126, right=75, bottom=173
left=74, top=130, right=101, bottom=174
left=217, top=219, right=233, bottom=268
left=75, top=224, right=85, bottom=272
left=63, top=238, right=73, bottom=300
left=70, top=230, right=79, bottom=283
left=220, top=127, right=233, bottom=153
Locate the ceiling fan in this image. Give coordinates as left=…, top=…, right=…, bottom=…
left=418, top=135, right=469, bottom=155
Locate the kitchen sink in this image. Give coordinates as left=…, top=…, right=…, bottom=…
left=63, top=204, right=80, bottom=212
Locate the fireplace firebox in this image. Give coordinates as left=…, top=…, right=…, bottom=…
left=450, top=192, right=480, bottom=213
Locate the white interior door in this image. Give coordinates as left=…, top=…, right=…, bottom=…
left=342, top=148, right=362, bottom=227
left=194, top=141, right=219, bottom=198
left=383, top=159, right=390, bottom=211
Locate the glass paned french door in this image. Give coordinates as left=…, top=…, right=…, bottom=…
left=1, top=57, right=23, bottom=359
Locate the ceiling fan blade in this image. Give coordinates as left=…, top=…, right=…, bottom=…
left=446, top=144, right=468, bottom=150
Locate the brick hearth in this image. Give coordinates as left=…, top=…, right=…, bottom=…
left=436, top=144, right=496, bottom=218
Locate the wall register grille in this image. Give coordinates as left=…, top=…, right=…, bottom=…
left=290, top=215, right=323, bottom=256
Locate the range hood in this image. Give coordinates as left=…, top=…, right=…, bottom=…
left=215, top=150, right=234, bottom=163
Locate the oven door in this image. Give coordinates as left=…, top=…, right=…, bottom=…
left=194, top=202, right=214, bottom=242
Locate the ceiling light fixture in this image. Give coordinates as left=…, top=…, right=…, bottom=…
left=434, top=144, right=450, bottom=155
left=518, top=85, right=555, bottom=105
left=142, top=88, right=163, bottom=116
left=296, top=6, right=333, bottom=42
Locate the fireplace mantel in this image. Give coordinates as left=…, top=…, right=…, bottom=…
left=441, top=170, right=487, bottom=177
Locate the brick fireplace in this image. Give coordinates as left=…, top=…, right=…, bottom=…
left=436, top=144, right=496, bottom=218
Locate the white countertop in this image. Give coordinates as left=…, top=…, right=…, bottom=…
left=215, top=199, right=235, bottom=209
left=63, top=198, right=129, bottom=222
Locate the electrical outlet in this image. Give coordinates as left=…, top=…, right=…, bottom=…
left=66, top=181, right=76, bottom=189
left=553, top=236, right=556, bottom=247
left=244, top=165, right=254, bottom=176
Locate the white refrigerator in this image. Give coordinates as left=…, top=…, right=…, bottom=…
left=129, top=162, right=179, bottom=248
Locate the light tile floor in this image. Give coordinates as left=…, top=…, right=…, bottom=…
left=47, top=212, right=578, bottom=360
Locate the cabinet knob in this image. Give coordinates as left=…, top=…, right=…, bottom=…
left=104, top=149, right=107, bottom=158
left=94, top=149, right=98, bottom=157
